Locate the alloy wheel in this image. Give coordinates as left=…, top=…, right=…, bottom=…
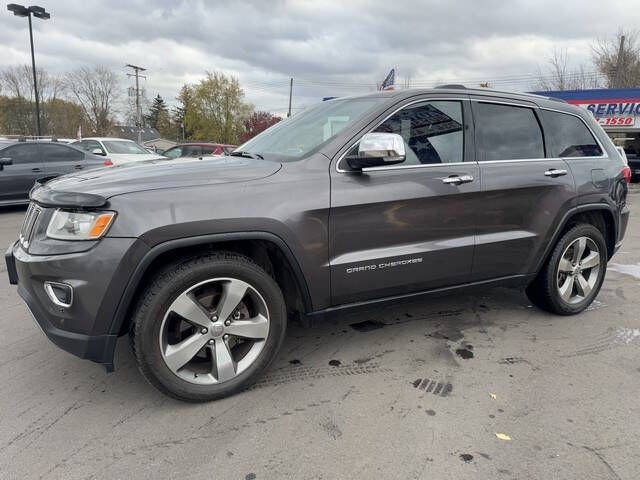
left=556, top=236, right=601, bottom=305
left=159, top=277, right=270, bottom=385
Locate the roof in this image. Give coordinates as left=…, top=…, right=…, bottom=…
left=81, top=137, right=139, bottom=142
left=110, top=125, right=160, bottom=142
left=327, top=87, right=569, bottom=108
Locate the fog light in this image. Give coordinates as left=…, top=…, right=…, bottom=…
left=44, top=281, right=73, bottom=308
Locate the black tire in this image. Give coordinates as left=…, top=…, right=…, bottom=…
left=132, top=252, right=287, bottom=402
left=526, top=223, right=607, bottom=315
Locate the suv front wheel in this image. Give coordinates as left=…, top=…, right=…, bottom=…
left=132, top=252, right=287, bottom=402
left=527, top=223, right=607, bottom=315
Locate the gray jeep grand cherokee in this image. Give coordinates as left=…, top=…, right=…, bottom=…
left=5, top=87, right=630, bottom=401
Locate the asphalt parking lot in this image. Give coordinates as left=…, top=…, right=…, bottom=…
left=1, top=191, right=639, bottom=480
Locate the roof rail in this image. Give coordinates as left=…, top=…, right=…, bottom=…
left=435, top=84, right=467, bottom=90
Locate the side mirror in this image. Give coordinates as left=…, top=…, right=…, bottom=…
left=0, top=157, right=12, bottom=171
left=91, top=148, right=106, bottom=156
left=346, top=133, right=406, bottom=170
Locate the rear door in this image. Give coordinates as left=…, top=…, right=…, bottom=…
left=40, top=143, right=86, bottom=177
left=469, top=98, right=576, bottom=280
left=329, top=97, right=481, bottom=305
left=0, top=143, right=43, bottom=203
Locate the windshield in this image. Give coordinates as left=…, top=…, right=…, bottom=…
left=238, top=97, right=385, bottom=161
left=102, top=140, right=149, bottom=154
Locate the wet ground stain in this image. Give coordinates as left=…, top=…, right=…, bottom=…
left=459, top=453, right=474, bottom=463
left=349, top=320, right=386, bottom=332
left=328, top=359, right=342, bottom=366
left=455, top=346, right=474, bottom=359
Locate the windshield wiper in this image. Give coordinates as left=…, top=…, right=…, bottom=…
left=229, top=150, right=263, bottom=160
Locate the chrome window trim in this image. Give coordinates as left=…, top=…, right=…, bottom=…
left=335, top=97, right=468, bottom=173
left=335, top=96, right=609, bottom=174
left=362, top=161, right=468, bottom=173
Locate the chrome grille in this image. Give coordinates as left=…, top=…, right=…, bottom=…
left=19, top=203, right=42, bottom=249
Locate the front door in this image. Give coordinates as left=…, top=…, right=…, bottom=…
left=0, top=143, right=43, bottom=203
left=329, top=98, right=480, bottom=305
left=469, top=99, right=576, bottom=280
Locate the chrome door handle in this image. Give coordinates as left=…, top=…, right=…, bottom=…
left=544, top=169, right=567, bottom=177
left=442, top=174, right=474, bottom=185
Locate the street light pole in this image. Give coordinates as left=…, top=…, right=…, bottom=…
left=27, top=13, right=41, bottom=137
left=7, top=4, right=50, bottom=138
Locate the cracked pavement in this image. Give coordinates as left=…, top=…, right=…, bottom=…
left=1, top=187, right=640, bottom=479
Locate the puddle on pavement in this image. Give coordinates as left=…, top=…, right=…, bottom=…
left=608, top=263, right=640, bottom=280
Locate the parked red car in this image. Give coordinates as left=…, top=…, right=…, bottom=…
left=162, top=143, right=236, bottom=159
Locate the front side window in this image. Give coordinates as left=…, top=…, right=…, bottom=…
left=164, top=147, right=183, bottom=158
left=82, top=140, right=103, bottom=153
left=542, top=110, right=603, bottom=157
left=2, top=144, right=40, bottom=164
left=372, top=101, right=464, bottom=165
left=238, top=97, right=385, bottom=161
left=474, top=103, right=544, bottom=161
left=102, top=140, right=148, bottom=155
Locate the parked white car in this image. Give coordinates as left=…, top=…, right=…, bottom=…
left=72, top=138, right=165, bottom=165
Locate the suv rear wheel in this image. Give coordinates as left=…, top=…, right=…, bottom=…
left=132, top=252, right=287, bottom=402
left=527, top=223, right=607, bottom=315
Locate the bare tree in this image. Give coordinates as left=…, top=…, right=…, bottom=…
left=65, top=66, right=119, bottom=135
left=535, top=48, right=601, bottom=91
left=0, top=65, right=64, bottom=101
left=593, top=29, right=640, bottom=88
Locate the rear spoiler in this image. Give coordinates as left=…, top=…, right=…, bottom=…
left=30, top=181, right=107, bottom=208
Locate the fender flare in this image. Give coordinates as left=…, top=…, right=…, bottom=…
left=107, top=231, right=313, bottom=339
left=533, top=203, right=618, bottom=273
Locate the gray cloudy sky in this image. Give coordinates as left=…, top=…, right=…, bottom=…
left=0, top=0, right=635, bottom=116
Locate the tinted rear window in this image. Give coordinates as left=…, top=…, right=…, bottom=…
left=541, top=110, right=603, bottom=157
left=474, top=102, right=544, bottom=161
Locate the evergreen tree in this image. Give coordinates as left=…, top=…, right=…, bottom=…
left=146, top=94, right=171, bottom=137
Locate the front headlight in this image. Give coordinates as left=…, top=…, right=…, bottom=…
left=46, top=210, right=116, bottom=241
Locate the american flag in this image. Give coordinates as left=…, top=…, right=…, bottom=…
left=380, top=68, right=395, bottom=91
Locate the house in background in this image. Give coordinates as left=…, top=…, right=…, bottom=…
left=109, top=125, right=176, bottom=152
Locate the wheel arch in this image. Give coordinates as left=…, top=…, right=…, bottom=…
left=534, top=204, right=617, bottom=274
left=109, top=232, right=313, bottom=338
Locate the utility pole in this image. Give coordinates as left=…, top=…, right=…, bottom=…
left=126, top=64, right=147, bottom=143
left=613, top=35, right=626, bottom=88
left=287, top=78, right=293, bottom=117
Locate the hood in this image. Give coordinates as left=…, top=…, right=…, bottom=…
left=37, top=156, right=282, bottom=205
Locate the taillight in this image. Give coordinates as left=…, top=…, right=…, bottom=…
left=103, top=159, right=113, bottom=167
left=623, top=166, right=631, bottom=184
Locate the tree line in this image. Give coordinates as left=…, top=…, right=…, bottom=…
left=0, top=67, right=281, bottom=144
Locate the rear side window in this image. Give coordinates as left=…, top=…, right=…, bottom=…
left=474, top=103, right=544, bottom=161
left=541, top=110, right=603, bottom=157
left=41, top=143, right=83, bottom=162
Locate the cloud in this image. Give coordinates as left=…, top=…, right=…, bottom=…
left=0, top=0, right=635, bottom=117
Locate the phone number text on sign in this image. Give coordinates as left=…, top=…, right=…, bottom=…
left=596, top=117, right=635, bottom=126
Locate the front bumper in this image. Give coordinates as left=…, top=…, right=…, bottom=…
left=5, top=237, right=138, bottom=371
